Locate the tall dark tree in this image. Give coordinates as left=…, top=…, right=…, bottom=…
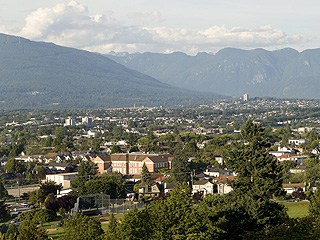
left=40, top=181, right=63, bottom=196
left=141, top=163, right=151, bottom=186
left=72, top=161, right=98, bottom=195
left=0, top=201, right=10, bottom=221
left=0, top=179, right=8, bottom=199
left=224, top=119, right=287, bottom=230
left=170, top=141, right=190, bottom=183
left=227, top=119, right=284, bottom=198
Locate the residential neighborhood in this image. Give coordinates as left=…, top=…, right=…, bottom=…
left=2, top=102, right=320, bottom=238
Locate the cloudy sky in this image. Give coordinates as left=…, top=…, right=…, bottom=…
left=0, top=0, right=319, bottom=55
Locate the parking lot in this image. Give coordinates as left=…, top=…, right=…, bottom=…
left=7, top=202, right=34, bottom=216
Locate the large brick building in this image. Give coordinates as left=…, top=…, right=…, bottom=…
left=92, top=153, right=173, bottom=175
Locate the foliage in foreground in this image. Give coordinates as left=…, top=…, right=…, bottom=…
left=18, top=208, right=56, bottom=226
left=61, top=214, right=104, bottom=240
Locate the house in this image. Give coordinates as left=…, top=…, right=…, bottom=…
left=15, top=155, right=42, bottom=163
left=276, top=154, right=307, bottom=165
left=47, top=163, right=74, bottom=172
left=138, top=183, right=162, bottom=198
left=270, top=146, right=298, bottom=157
left=204, top=168, right=232, bottom=177
left=214, top=175, right=236, bottom=195
left=164, top=182, right=177, bottom=194
left=45, top=172, right=78, bottom=189
left=192, top=179, right=214, bottom=196
left=44, top=153, right=59, bottom=163
left=283, top=183, right=306, bottom=194
left=289, top=165, right=311, bottom=174
left=288, top=139, right=308, bottom=146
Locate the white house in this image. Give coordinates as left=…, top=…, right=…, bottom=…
left=192, top=179, right=214, bottom=196
left=204, top=168, right=232, bottom=177
left=283, top=183, right=306, bottom=194
left=45, top=172, right=78, bottom=189
left=288, top=139, right=308, bottom=146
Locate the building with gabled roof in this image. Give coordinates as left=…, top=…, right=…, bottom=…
left=91, top=153, right=173, bottom=175
left=192, top=179, right=214, bottom=196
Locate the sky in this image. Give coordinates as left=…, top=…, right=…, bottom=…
left=0, top=0, right=319, bottom=55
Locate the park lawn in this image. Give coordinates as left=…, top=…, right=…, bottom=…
left=46, top=226, right=65, bottom=240
left=281, top=201, right=310, bottom=218
left=41, top=217, right=64, bottom=239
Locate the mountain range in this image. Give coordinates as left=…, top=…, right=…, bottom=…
left=107, top=48, right=320, bottom=99
left=0, top=33, right=217, bottom=109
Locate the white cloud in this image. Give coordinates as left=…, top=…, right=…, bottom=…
left=127, top=11, right=163, bottom=26
left=10, top=1, right=312, bottom=55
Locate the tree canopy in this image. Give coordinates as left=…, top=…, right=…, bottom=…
left=61, top=214, right=104, bottom=240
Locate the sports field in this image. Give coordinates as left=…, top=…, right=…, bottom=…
left=281, top=201, right=310, bottom=218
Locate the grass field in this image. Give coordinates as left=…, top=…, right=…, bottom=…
left=34, top=202, right=312, bottom=239
left=281, top=201, right=310, bottom=218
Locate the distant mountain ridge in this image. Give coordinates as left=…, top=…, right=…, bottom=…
left=0, top=33, right=219, bottom=109
left=107, top=47, right=320, bottom=99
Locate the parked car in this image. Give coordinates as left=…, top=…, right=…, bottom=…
left=20, top=202, right=29, bottom=207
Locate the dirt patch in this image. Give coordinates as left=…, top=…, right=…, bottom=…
left=299, top=204, right=309, bottom=207
left=46, top=229, right=57, bottom=232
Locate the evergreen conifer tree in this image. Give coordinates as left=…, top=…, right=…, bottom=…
left=225, top=119, right=287, bottom=229
left=141, top=163, right=151, bottom=186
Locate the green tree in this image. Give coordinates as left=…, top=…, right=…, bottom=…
left=83, top=173, right=125, bottom=199
left=72, top=161, right=98, bottom=195
left=17, top=224, right=49, bottom=240
left=141, top=163, right=151, bottom=186
left=170, top=142, right=190, bottom=183
left=0, top=179, right=8, bottom=199
left=302, top=157, right=318, bottom=167
left=19, top=209, right=56, bottom=226
left=227, top=119, right=284, bottom=198
left=4, top=159, right=25, bottom=173
left=112, top=183, right=213, bottom=239
left=110, top=145, right=122, bottom=154
left=5, top=224, right=18, bottom=240
left=224, top=119, right=287, bottom=231
left=93, top=141, right=101, bottom=153
left=104, top=214, right=117, bottom=239
left=40, top=181, right=62, bottom=196
left=61, top=214, right=104, bottom=240
left=309, top=189, right=320, bottom=226
left=0, top=201, right=10, bottom=221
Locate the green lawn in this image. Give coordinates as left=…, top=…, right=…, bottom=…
left=281, top=201, right=310, bottom=218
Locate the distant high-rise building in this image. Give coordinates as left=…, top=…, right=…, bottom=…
left=243, top=93, right=248, bottom=102
left=65, top=117, right=75, bottom=126
left=82, top=117, right=93, bottom=127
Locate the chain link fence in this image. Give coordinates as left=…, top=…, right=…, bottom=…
left=71, top=193, right=144, bottom=215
